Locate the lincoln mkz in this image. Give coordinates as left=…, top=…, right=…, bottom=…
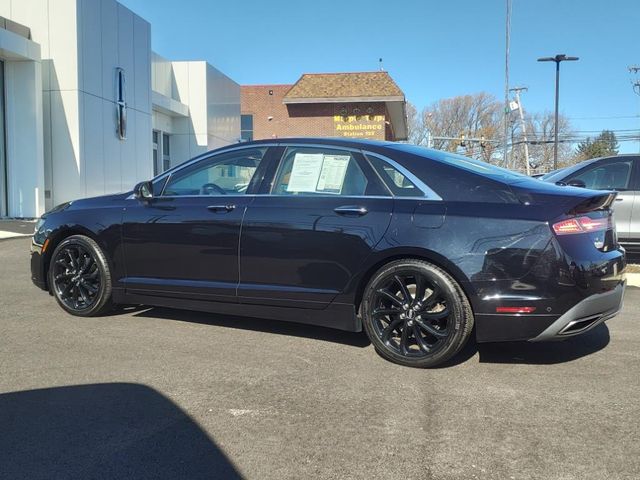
left=31, top=139, right=626, bottom=367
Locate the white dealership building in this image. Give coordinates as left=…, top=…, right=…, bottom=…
left=0, top=0, right=241, bottom=218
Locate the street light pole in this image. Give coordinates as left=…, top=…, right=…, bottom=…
left=537, top=54, right=579, bottom=170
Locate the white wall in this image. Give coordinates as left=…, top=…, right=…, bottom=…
left=1, top=0, right=239, bottom=216
left=206, top=63, right=241, bottom=150
left=77, top=0, right=152, bottom=199
left=162, top=60, right=240, bottom=167
left=1, top=0, right=152, bottom=211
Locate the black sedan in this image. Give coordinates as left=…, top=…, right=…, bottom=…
left=31, top=139, right=626, bottom=367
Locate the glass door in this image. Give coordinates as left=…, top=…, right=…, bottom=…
left=152, top=130, right=170, bottom=176
left=153, top=130, right=160, bottom=176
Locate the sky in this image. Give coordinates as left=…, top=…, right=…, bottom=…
left=121, top=0, right=640, bottom=153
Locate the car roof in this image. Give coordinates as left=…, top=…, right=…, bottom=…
left=222, top=137, right=396, bottom=150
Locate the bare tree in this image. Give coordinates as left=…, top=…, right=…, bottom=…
left=510, top=111, right=574, bottom=173
left=407, top=102, right=429, bottom=146
left=407, top=93, right=503, bottom=162
left=408, top=94, right=577, bottom=173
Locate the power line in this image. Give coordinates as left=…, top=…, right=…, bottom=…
left=567, top=114, right=640, bottom=120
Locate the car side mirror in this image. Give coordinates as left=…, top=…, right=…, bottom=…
left=134, top=181, right=154, bottom=200
left=566, top=179, right=586, bottom=188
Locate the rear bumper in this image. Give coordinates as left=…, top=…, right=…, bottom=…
left=473, top=239, right=626, bottom=342
left=529, top=280, right=625, bottom=341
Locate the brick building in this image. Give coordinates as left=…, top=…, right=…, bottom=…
left=241, top=72, right=408, bottom=142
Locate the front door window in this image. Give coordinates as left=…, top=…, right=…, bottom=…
left=162, top=147, right=267, bottom=196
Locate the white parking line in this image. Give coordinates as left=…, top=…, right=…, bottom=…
left=0, top=231, right=32, bottom=240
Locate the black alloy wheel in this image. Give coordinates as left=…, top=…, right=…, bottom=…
left=48, top=235, right=113, bottom=316
left=362, top=259, right=474, bottom=368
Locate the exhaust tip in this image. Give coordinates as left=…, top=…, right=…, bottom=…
left=558, top=314, right=602, bottom=336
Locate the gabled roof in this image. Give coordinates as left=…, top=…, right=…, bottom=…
left=283, top=72, right=404, bottom=103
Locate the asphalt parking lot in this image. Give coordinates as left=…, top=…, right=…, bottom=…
left=1, top=237, right=639, bottom=480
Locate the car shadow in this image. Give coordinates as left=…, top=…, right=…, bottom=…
left=110, top=306, right=609, bottom=365
left=0, top=383, right=243, bottom=480
left=130, top=306, right=372, bottom=348
left=477, top=323, right=611, bottom=364
left=436, top=323, right=611, bottom=367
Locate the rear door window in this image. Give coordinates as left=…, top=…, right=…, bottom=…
left=271, top=147, right=375, bottom=196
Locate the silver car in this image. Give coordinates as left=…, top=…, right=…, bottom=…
left=542, top=155, right=640, bottom=252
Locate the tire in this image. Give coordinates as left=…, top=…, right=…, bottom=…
left=48, top=234, right=113, bottom=316
left=361, top=259, right=474, bottom=368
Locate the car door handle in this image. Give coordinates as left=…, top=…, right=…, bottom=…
left=334, top=205, right=368, bottom=216
left=207, top=204, right=236, bottom=213
left=615, top=198, right=624, bottom=202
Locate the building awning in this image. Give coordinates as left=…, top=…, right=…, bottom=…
left=151, top=90, right=189, bottom=118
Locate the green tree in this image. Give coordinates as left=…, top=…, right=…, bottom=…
left=575, top=130, right=619, bottom=160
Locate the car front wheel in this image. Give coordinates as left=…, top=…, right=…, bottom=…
left=361, top=259, right=474, bottom=368
left=48, top=234, right=113, bottom=316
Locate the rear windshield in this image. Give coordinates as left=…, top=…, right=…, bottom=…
left=389, top=144, right=528, bottom=183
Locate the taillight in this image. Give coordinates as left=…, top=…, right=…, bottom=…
left=552, top=216, right=611, bottom=235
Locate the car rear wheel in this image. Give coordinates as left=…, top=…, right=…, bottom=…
left=361, top=259, right=474, bottom=368
left=48, top=235, right=113, bottom=316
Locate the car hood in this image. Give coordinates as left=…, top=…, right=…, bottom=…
left=43, top=191, right=132, bottom=217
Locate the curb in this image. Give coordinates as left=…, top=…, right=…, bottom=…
left=626, top=273, right=640, bottom=288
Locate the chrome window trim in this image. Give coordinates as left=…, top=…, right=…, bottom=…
left=362, top=150, right=443, bottom=201
left=126, top=193, right=407, bottom=201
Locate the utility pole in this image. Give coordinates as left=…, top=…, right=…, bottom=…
left=630, top=66, right=640, bottom=152
left=510, top=86, right=531, bottom=175
left=503, top=0, right=512, bottom=169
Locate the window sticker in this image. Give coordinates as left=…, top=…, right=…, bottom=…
left=316, top=155, right=350, bottom=194
left=286, top=153, right=325, bottom=192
